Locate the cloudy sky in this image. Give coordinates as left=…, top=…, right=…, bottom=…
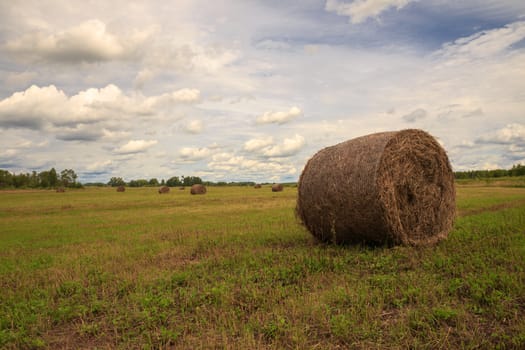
left=1, top=0, right=524, bottom=183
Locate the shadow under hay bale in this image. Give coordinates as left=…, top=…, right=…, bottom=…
left=254, top=184, right=262, bottom=189
left=272, top=183, right=283, bottom=192
left=296, top=129, right=455, bottom=246
left=158, top=186, right=170, bottom=194
left=116, top=186, right=125, bottom=192
left=56, top=187, right=65, bottom=193
left=190, top=184, right=206, bottom=195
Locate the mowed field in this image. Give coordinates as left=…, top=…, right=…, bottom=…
left=1, top=183, right=524, bottom=349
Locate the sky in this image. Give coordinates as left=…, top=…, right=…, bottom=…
left=1, top=0, right=524, bottom=183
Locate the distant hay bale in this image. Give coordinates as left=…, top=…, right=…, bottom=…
left=296, top=129, right=455, bottom=246
left=179, top=186, right=185, bottom=190
left=254, top=184, right=262, bottom=189
left=56, top=187, right=65, bottom=193
left=190, top=184, right=207, bottom=195
left=116, top=186, right=125, bottom=192
left=158, top=186, right=170, bottom=194
left=271, top=183, right=283, bottom=192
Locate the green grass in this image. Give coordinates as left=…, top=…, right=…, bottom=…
left=1, top=184, right=524, bottom=349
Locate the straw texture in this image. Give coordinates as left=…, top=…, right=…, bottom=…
left=296, top=129, right=455, bottom=246
left=190, top=184, right=207, bottom=195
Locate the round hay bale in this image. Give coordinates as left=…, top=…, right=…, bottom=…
left=296, top=129, right=455, bottom=246
left=190, top=184, right=207, bottom=195
left=158, top=186, right=170, bottom=194
left=254, top=184, right=262, bottom=189
left=179, top=186, right=185, bottom=190
left=116, top=186, right=125, bottom=192
left=271, top=183, right=283, bottom=192
left=56, top=187, right=65, bottom=193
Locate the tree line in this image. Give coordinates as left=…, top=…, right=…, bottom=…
left=107, top=175, right=204, bottom=187
left=4, top=163, right=522, bottom=189
left=454, top=164, right=525, bottom=179
left=0, top=168, right=79, bottom=189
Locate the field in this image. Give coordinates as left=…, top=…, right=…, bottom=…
left=1, top=184, right=524, bottom=349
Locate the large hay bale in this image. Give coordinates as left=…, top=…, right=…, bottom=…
left=116, top=186, right=125, bottom=192
left=158, top=186, right=170, bottom=194
left=272, top=183, right=283, bottom=192
left=190, top=184, right=207, bottom=195
left=296, top=129, right=455, bottom=246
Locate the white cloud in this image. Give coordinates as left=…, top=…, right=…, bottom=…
left=133, top=68, right=155, bottom=89
left=114, top=139, right=158, bottom=154
left=5, top=19, right=152, bottom=63
left=462, top=108, right=484, bottom=118
left=0, top=84, right=201, bottom=141
left=262, top=134, right=305, bottom=157
left=182, top=120, right=204, bottom=134
left=256, top=106, right=302, bottom=125
left=481, top=162, right=501, bottom=171
left=436, top=21, right=525, bottom=61
left=0, top=84, right=134, bottom=130
left=171, top=88, right=201, bottom=103
left=244, top=136, right=274, bottom=152
left=242, top=134, right=306, bottom=157
left=477, top=123, right=525, bottom=145
left=55, top=124, right=106, bottom=141
left=85, top=160, right=112, bottom=172
left=207, top=153, right=297, bottom=180
left=255, top=40, right=291, bottom=51
left=325, top=0, right=415, bottom=24
left=179, top=146, right=213, bottom=161
left=0, top=85, right=68, bottom=129
left=148, top=88, right=201, bottom=108
left=0, top=149, right=19, bottom=157
left=402, top=108, right=427, bottom=123
left=190, top=46, right=240, bottom=73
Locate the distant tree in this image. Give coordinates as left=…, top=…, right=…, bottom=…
left=148, top=178, right=159, bottom=186
left=49, top=168, right=58, bottom=187
left=510, top=164, right=525, bottom=176
left=128, top=179, right=148, bottom=187
left=182, top=176, right=202, bottom=186
left=29, top=171, right=39, bottom=188
left=0, top=170, right=13, bottom=188
left=160, top=179, right=165, bottom=186
left=108, top=177, right=126, bottom=187
left=60, top=169, right=78, bottom=187
left=166, top=176, right=182, bottom=187
left=38, top=170, right=50, bottom=188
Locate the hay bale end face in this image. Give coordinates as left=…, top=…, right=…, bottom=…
left=296, top=129, right=455, bottom=246
left=158, top=186, right=170, bottom=194
left=190, top=184, right=207, bottom=195
left=116, top=186, right=125, bottom=192
left=271, top=183, right=283, bottom=192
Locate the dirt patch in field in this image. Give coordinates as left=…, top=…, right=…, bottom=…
left=43, top=321, right=113, bottom=350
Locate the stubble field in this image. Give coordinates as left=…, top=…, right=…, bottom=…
left=1, top=183, right=524, bottom=349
